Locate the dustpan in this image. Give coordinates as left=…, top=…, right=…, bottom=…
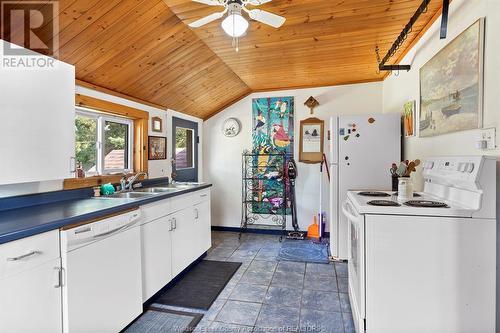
left=307, top=215, right=319, bottom=239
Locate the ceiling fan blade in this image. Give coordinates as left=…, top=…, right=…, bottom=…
left=247, top=0, right=273, bottom=5
left=192, top=0, right=223, bottom=6
left=188, top=9, right=227, bottom=28
left=247, top=9, right=285, bottom=28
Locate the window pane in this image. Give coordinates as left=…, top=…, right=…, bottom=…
left=175, top=127, right=193, bottom=169
left=75, top=114, right=97, bottom=173
left=104, top=121, right=129, bottom=170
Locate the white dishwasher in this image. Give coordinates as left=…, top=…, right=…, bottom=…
left=60, top=209, right=143, bottom=333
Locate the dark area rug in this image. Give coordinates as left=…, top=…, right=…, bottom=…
left=123, top=308, right=203, bottom=333
left=278, top=239, right=329, bottom=263
left=154, top=260, right=241, bottom=310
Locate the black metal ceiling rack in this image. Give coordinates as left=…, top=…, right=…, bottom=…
left=377, top=0, right=450, bottom=73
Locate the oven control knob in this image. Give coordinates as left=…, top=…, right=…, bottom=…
left=466, top=163, right=475, bottom=173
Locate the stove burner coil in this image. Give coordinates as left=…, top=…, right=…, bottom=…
left=367, top=200, right=401, bottom=207
left=404, top=200, right=449, bottom=208
left=358, top=191, right=391, bottom=197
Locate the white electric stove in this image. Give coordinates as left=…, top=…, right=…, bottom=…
left=342, top=156, right=496, bottom=333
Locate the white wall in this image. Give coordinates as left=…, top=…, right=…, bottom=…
left=382, top=0, right=500, bottom=190
left=0, top=86, right=203, bottom=197
left=203, top=82, right=383, bottom=230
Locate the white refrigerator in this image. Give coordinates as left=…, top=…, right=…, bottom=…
left=328, top=114, right=401, bottom=259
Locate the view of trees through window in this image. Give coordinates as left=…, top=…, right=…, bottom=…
left=104, top=121, right=128, bottom=170
left=175, top=127, right=193, bottom=169
left=75, top=115, right=97, bottom=172
left=75, top=112, right=131, bottom=174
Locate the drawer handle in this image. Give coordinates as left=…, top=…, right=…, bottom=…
left=75, top=226, right=91, bottom=234
left=7, top=250, right=41, bottom=261
left=200, top=194, right=208, bottom=197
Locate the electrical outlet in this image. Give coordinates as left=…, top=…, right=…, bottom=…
left=477, top=128, right=496, bottom=150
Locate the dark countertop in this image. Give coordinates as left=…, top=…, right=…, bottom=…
left=0, top=183, right=212, bottom=245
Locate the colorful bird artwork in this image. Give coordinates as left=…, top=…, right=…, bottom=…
left=263, top=197, right=284, bottom=209
left=263, top=171, right=282, bottom=180
left=252, top=96, right=294, bottom=215
left=272, top=124, right=291, bottom=148
left=254, top=110, right=266, bottom=132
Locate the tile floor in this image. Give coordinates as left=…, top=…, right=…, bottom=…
left=190, top=231, right=355, bottom=333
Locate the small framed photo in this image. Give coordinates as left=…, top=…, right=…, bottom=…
left=403, top=100, right=416, bottom=137
left=148, top=136, right=167, bottom=160
left=299, top=117, right=324, bottom=164
left=151, top=116, right=163, bottom=133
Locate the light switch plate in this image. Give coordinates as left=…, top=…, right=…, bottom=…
left=478, top=128, right=496, bottom=150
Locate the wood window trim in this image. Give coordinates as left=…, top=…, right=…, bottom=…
left=64, top=94, right=149, bottom=190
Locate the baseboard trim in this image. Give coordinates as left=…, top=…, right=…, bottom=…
left=211, top=226, right=330, bottom=238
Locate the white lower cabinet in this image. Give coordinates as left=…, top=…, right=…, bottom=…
left=194, top=198, right=212, bottom=254
left=141, top=215, right=173, bottom=302
left=141, top=189, right=212, bottom=302
left=0, top=230, right=62, bottom=333
left=0, top=258, right=63, bottom=333
left=171, top=207, right=198, bottom=277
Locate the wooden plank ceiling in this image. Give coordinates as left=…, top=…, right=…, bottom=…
left=4, top=0, right=443, bottom=119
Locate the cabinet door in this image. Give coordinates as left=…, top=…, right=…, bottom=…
left=141, top=216, right=173, bottom=302
left=0, top=258, right=63, bottom=333
left=194, top=199, right=211, bottom=255
left=0, top=40, right=75, bottom=185
left=171, top=208, right=198, bottom=277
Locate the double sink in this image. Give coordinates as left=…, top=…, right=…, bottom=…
left=99, top=182, right=205, bottom=200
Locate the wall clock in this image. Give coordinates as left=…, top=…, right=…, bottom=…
left=222, top=118, right=241, bottom=137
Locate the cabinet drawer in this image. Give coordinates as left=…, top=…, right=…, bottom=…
left=0, top=230, right=60, bottom=280
left=170, top=193, right=196, bottom=213
left=141, top=198, right=172, bottom=224
left=192, top=189, right=210, bottom=205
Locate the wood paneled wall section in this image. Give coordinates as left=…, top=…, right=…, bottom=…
left=3, top=0, right=444, bottom=119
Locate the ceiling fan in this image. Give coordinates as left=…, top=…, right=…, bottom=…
left=189, top=0, right=286, bottom=47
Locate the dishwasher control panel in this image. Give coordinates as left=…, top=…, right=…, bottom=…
left=62, top=209, right=141, bottom=250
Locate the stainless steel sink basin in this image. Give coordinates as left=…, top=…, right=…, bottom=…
left=174, top=182, right=205, bottom=186
left=135, top=187, right=178, bottom=193
left=170, top=182, right=205, bottom=189
left=106, top=192, right=159, bottom=199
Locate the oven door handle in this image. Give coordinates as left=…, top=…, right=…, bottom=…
left=341, top=200, right=359, bottom=221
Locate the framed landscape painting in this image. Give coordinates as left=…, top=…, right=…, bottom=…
left=419, top=18, right=484, bottom=137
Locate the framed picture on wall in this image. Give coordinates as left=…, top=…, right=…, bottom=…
left=419, top=18, right=485, bottom=137
left=299, top=117, right=324, bottom=163
left=148, top=136, right=166, bottom=160
left=151, top=116, right=163, bottom=133
left=403, top=100, right=416, bottom=137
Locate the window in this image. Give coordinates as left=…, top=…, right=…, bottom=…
left=175, top=127, right=194, bottom=169
left=75, top=108, right=133, bottom=175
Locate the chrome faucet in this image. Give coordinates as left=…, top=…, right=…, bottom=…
left=120, top=172, right=148, bottom=191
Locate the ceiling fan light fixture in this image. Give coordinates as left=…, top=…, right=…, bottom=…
left=221, top=12, right=249, bottom=38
